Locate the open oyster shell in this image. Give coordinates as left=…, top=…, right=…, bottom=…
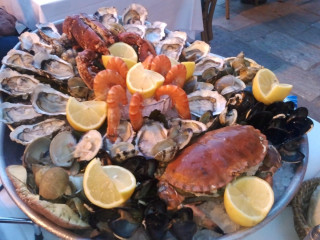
left=94, top=7, right=118, bottom=26
left=145, top=21, right=167, bottom=44
left=123, top=24, right=146, bottom=38
left=2, top=49, right=38, bottom=74
left=31, top=84, right=70, bottom=116
left=19, top=32, right=53, bottom=54
left=36, top=23, right=62, bottom=43
left=0, top=68, right=39, bottom=97
left=183, top=40, right=210, bottom=61
left=122, top=3, right=148, bottom=25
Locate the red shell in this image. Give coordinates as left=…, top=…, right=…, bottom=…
left=160, top=125, right=268, bottom=193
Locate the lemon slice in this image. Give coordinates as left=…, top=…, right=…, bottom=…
left=83, top=158, right=136, bottom=209
left=224, top=176, right=274, bottom=227
left=252, top=68, right=293, bottom=105
left=108, top=42, right=138, bottom=63
left=66, top=97, right=107, bottom=132
left=126, top=62, right=165, bottom=98
left=181, top=61, right=196, bottom=81
left=102, top=55, right=136, bottom=70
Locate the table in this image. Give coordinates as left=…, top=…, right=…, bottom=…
left=0, top=118, right=319, bottom=239
left=0, top=0, right=203, bottom=40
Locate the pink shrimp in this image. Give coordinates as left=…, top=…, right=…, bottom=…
left=106, top=85, right=128, bottom=143
left=155, top=85, right=191, bottom=119
left=93, top=69, right=126, bottom=101
left=142, top=54, right=154, bottom=69
left=129, top=92, right=144, bottom=132
left=164, top=64, right=187, bottom=88
left=106, top=56, right=128, bottom=80
left=150, top=55, right=172, bottom=77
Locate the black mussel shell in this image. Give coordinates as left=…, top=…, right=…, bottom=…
left=246, top=111, right=273, bottom=131
left=172, top=207, right=194, bottom=221
left=144, top=198, right=168, bottom=216
left=131, top=179, right=159, bottom=203
left=92, top=231, right=116, bottom=240
left=170, top=220, right=197, bottom=240
left=109, top=218, right=140, bottom=239
left=278, top=138, right=305, bottom=163
left=287, top=117, right=313, bottom=139
left=264, top=127, right=290, bottom=146
left=269, top=116, right=287, bottom=129
left=227, top=91, right=256, bottom=115
left=287, top=107, right=309, bottom=122
left=245, top=102, right=265, bottom=120
left=120, top=156, right=158, bottom=181
left=145, top=213, right=170, bottom=240
left=266, top=101, right=295, bottom=116
left=89, top=209, right=120, bottom=228
left=149, top=110, right=169, bottom=128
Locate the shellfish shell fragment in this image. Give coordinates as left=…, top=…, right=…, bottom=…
left=74, top=130, right=102, bottom=161
left=10, top=118, right=66, bottom=145
left=50, top=131, right=77, bottom=167
left=31, top=84, right=70, bottom=116
left=0, top=68, right=39, bottom=97
left=0, top=102, right=42, bottom=125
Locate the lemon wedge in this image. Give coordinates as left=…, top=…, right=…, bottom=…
left=252, top=68, right=293, bottom=105
left=66, top=97, right=107, bottom=132
left=83, top=158, right=136, bottom=209
left=181, top=61, right=196, bottom=81
left=108, top=42, right=138, bottom=63
left=126, top=62, right=165, bottom=98
left=224, top=176, right=274, bottom=227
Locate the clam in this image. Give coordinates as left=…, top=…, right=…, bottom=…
left=0, top=102, right=42, bottom=125
left=74, top=130, right=102, bottom=161
left=150, top=138, right=179, bottom=163
left=50, top=131, right=77, bottom=167
left=182, top=40, right=210, bottom=61
left=110, top=142, right=139, bottom=163
left=0, top=68, right=39, bottom=97
left=39, top=167, right=69, bottom=200
left=31, top=84, right=70, bottom=116
left=214, top=75, right=246, bottom=98
left=10, top=118, right=66, bottom=145
left=187, top=90, right=226, bottom=117
left=168, top=118, right=208, bottom=135
left=122, top=3, right=148, bottom=25
left=167, top=127, right=193, bottom=150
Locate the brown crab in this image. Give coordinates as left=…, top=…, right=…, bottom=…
left=158, top=125, right=269, bottom=210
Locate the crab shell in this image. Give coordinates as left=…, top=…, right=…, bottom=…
left=160, top=125, right=268, bottom=194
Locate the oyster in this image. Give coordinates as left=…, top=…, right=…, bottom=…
left=0, top=68, right=39, bottom=97
left=50, top=131, right=76, bottom=167
left=33, top=51, right=75, bottom=81
left=188, top=90, right=227, bottom=117
left=144, top=21, right=167, bottom=43
left=135, top=120, right=168, bottom=158
left=19, top=32, right=52, bottom=54
left=31, top=84, right=69, bottom=116
left=123, top=24, right=146, bottom=38
left=122, top=3, right=148, bottom=25
left=0, top=102, right=42, bottom=125
left=94, top=7, right=118, bottom=26
left=156, top=37, right=184, bottom=61
left=194, top=55, right=225, bottom=76
left=74, top=130, right=102, bottom=161
left=1, top=49, right=38, bottom=73
left=36, top=23, right=61, bottom=43
left=182, top=40, right=210, bottom=61
left=10, top=118, right=66, bottom=145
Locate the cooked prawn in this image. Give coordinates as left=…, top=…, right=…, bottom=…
left=155, top=85, right=191, bottom=119
left=142, top=55, right=154, bottom=69
left=106, top=56, right=128, bottom=80
left=129, top=92, right=144, bottom=131
left=93, top=69, right=126, bottom=101
left=106, top=85, right=128, bottom=143
left=150, top=55, right=171, bottom=77
left=164, top=64, right=187, bottom=88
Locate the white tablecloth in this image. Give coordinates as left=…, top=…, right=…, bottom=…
left=1, top=119, right=319, bottom=240
left=0, top=0, right=203, bottom=39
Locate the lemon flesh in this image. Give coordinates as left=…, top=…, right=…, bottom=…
left=181, top=61, right=196, bottom=81
left=108, top=42, right=138, bottom=63
left=224, top=176, right=274, bottom=227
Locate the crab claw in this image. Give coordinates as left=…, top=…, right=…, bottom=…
left=157, top=180, right=185, bottom=210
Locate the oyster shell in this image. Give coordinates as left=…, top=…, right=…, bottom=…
left=145, top=21, right=167, bottom=43
left=0, top=68, right=39, bottom=97
left=36, top=23, right=61, bottom=43
left=10, top=118, right=66, bottom=145
left=194, top=55, right=225, bottom=76
left=19, top=32, right=53, bottom=54
left=135, top=120, right=168, bottom=158
left=74, top=130, right=102, bottom=161
left=188, top=90, right=227, bottom=117
left=183, top=40, right=210, bottom=61
left=50, top=131, right=76, bottom=167
left=31, top=84, right=69, bottom=116
left=123, top=24, right=146, bottom=38
left=33, top=51, right=75, bottom=81
left=0, top=102, right=42, bottom=125
left=156, top=37, right=184, bottom=61
left=2, top=49, right=37, bottom=73
left=94, top=7, right=118, bottom=26
left=122, top=3, right=148, bottom=25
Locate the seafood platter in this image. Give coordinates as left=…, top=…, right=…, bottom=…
left=0, top=3, right=314, bottom=240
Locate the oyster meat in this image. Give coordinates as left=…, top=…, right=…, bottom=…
left=123, top=24, right=146, bottom=38
left=144, top=21, right=167, bottom=43
left=31, top=84, right=70, bottom=116
left=94, top=7, right=118, bottom=26
left=2, top=49, right=38, bottom=73
left=0, top=102, right=42, bottom=125
left=10, top=118, right=66, bottom=145
left=122, top=3, right=148, bottom=25
left=183, top=40, right=210, bottom=61
left=194, top=55, right=225, bottom=76
left=19, top=32, right=53, bottom=54
left=0, top=68, right=39, bottom=97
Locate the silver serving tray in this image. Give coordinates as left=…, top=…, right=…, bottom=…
left=0, top=19, right=309, bottom=240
